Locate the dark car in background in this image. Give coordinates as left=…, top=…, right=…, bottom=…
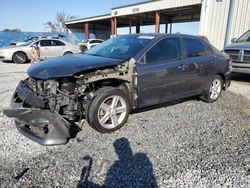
left=3, top=34, right=231, bottom=145
left=224, top=30, right=250, bottom=74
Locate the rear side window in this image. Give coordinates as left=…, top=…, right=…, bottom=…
left=146, top=37, right=182, bottom=64
left=210, top=44, right=220, bottom=54
left=183, top=37, right=213, bottom=58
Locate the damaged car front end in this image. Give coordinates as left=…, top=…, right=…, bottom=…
left=4, top=77, right=82, bottom=145
left=3, top=53, right=137, bottom=145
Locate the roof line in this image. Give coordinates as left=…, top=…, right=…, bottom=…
left=111, top=0, right=156, bottom=10
left=65, top=13, right=111, bottom=24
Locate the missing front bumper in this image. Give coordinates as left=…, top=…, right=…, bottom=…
left=3, top=108, right=71, bottom=145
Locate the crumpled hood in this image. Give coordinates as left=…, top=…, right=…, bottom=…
left=27, top=54, right=124, bottom=79
left=225, top=42, right=250, bottom=50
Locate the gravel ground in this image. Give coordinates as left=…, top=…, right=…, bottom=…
left=0, top=61, right=249, bottom=187
left=229, top=73, right=250, bottom=101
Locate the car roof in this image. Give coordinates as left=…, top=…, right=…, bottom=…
left=120, top=33, right=200, bottom=39
left=37, top=38, right=68, bottom=43
left=31, top=38, right=72, bottom=46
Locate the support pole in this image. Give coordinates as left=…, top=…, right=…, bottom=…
left=111, top=18, right=114, bottom=36
left=93, top=23, right=96, bottom=36
left=129, top=16, right=132, bottom=34
left=84, top=22, right=90, bottom=39
left=155, top=11, right=160, bottom=33
left=136, top=20, right=140, bottom=33
left=224, top=0, right=235, bottom=47
left=170, top=23, right=172, bottom=34
left=111, top=17, right=117, bottom=36
left=114, top=17, right=117, bottom=35
left=165, top=23, right=168, bottom=33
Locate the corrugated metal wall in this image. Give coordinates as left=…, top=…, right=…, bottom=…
left=228, top=0, right=250, bottom=43
left=199, top=0, right=250, bottom=50
left=112, top=0, right=202, bottom=16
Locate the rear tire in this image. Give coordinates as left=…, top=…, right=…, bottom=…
left=200, top=75, right=223, bottom=103
left=86, top=87, right=130, bottom=133
left=12, top=52, right=27, bottom=64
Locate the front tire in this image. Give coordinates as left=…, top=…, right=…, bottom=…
left=200, top=75, right=223, bottom=103
left=12, top=52, right=27, bottom=64
left=87, top=87, right=130, bottom=133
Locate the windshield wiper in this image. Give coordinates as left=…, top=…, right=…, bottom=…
left=85, top=53, right=102, bottom=57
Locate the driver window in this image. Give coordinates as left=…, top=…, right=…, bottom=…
left=146, top=37, right=182, bottom=64
left=40, top=40, right=51, bottom=47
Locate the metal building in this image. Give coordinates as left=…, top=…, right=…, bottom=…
left=200, top=0, right=250, bottom=49
left=65, top=0, right=250, bottom=50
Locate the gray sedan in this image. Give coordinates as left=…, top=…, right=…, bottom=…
left=0, top=39, right=80, bottom=63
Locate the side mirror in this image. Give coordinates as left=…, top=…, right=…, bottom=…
left=231, top=38, right=237, bottom=43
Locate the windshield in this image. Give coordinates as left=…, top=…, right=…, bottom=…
left=19, top=40, right=34, bottom=46
left=85, top=35, right=154, bottom=60
left=237, top=30, right=250, bottom=43
left=24, top=38, right=32, bottom=42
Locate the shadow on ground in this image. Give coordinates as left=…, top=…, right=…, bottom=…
left=77, top=137, right=157, bottom=188
left=231, top=73, right=250, bottom=82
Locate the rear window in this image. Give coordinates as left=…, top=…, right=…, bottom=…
left=89, top=40, right=103, bottom=44
left=183, top=37, right=213, bottom=58
left=51, top=40, right=65, bottom=46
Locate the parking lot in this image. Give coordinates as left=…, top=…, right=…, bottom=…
left=0, top=61, right=249, bottom=187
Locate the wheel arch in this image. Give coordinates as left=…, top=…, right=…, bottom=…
left=92, top=78, right=134, bottom=109
left=12, top=51, right=28, bottom=59
left=12, top=51, right=29, bottom=63
left=216, top=72, right=226, bottom=89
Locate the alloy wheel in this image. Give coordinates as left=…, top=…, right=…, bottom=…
left=98, top=95, right=127, bottom=129
left=209, top=78, right=222, bottom=100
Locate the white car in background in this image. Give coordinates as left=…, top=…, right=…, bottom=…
left=10, top=35, right=66, bottom=46
left=79, top=39, right=104, bottom=51
left=0, top=38, right=80, bottom=64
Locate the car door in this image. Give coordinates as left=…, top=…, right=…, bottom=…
left=49, top=40, right=66, bottom=58
left=182, top=37, right=216, bottom=93
left=137, top=37, right=192, bottom=108
left=39, top=40, right=52, bottom=59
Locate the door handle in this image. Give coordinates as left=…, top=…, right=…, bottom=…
left=178, top=64, right=188, bottom=70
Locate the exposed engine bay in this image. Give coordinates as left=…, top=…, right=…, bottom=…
left=17, top=60, right=136, bottom=121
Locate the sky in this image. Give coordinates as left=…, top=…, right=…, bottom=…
left=0, top=0, right=200, bottom=35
